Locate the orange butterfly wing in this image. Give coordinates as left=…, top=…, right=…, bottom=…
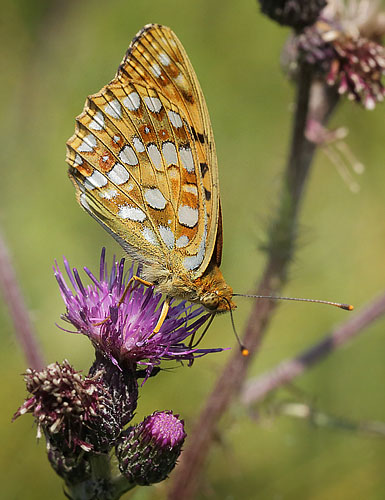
left=66, top=24, right=221, bottom=283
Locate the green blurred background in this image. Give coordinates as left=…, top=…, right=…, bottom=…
left=1, top=0, right=385, bottom=498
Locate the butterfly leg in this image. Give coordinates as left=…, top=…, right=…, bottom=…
left=148, top=296, right=171, bottom=339
left=117, top=275, right=154, bottom=307
left=95, top=275, right=154, bottom=326
left=188, top=314, right=215, bottom=348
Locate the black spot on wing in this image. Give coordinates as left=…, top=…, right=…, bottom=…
left=204, top=188, right=211, bottom=201
left=182, top=90, right=194, bottom=104
left=191, top=126, right=205, bottom=144
left=200, top=162, right=209, bottom=177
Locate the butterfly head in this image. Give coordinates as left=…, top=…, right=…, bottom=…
left=197, top=263, right=236, bottom=313
left=197, top=269, right=245, bottom=355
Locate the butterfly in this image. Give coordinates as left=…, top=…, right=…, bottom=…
left=66, top=24, right=237, bottom=336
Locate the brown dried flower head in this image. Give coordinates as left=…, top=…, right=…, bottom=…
left=293, top=0, right=385, bottom=108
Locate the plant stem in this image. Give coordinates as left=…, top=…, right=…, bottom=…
left=65, top=454, right=135, bottom=500
left=0, top=229, right=44, bottom=369
left=168, top=66, right=338, bottom=500
left=269, top=402, right=385, bottom=437
left=242, top=290, right=385, bottom=405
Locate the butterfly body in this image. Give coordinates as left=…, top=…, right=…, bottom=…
left=67, top=24, right=235, bottom=320
left=140, top=258, right=235, bottom=313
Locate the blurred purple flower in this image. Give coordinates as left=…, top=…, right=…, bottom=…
left=296, top=0, right=385, bottom=109
left=54, top=249, right=224, bottom=372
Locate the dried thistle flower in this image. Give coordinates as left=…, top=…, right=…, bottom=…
left=323, top=0, right=385, bottom=40
left=13, top=360, right=120, bottom=455
left=295, top=0, right=385, bottom=108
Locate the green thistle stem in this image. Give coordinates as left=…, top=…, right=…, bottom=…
left=65, top=454, right=135, bottom=500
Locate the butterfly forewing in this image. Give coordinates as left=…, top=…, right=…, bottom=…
left=66, top=24, right=220, bottom=280
left=116, top=24, right=219, bottom=253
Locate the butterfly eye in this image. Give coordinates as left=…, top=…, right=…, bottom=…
left=201, top=292, right=220, bottom=311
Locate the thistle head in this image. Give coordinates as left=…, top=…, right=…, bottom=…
left=116, top=411, right=186, bottom=486
left=54, top=249, right=226, bottom=378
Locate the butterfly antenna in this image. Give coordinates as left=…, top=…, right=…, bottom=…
left=233, top=294, right=354, bottom=311
left=223, top=297, right=249, bottom=357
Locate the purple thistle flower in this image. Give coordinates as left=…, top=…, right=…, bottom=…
left=54, top=249, right=225, bottom=373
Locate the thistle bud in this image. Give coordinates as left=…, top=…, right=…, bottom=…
left=116, top=411, right=186, bottom=485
